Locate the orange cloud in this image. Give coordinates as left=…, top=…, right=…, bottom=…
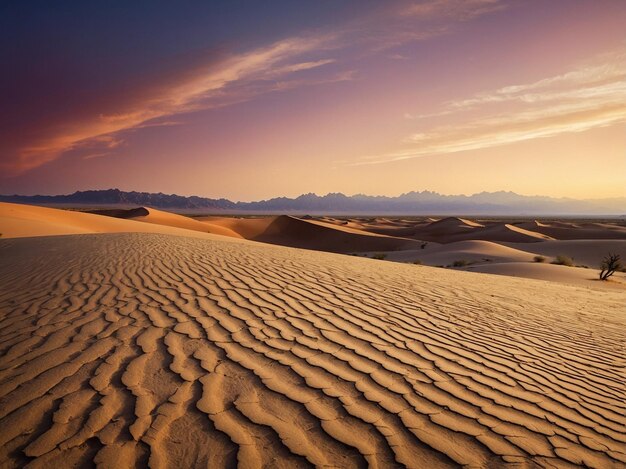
left=354, top=50, right=626, bottom=165
left=1, top=0, right=506, bottom=176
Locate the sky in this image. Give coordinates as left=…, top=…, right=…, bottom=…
left=1, top=0, right=625, bottom=201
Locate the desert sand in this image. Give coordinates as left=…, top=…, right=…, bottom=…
left=0, top=203, right=222, bottom=240
left=198, top=213, right=626, bottom=288
left=1, top=203, right=625, bottom=467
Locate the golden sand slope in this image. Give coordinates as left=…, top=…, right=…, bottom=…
left=465, top=262, right=626, bottom=289
left=505, top=240, right=626, bottom=268
left=127, top=207, right=243, bottom=238
left=0, top=202, right=224, bottom=240
left=1, top=233, right=625, bottom=468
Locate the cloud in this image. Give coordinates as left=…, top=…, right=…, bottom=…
left=1, top=0, right=506, bottom=176
left=354, top=50, right=626, bottom=165
left=1, top=34, right=339, bottom=175
left=264, top=59, right=336, bottom=77
left=82, top=152, right=111, bottom=160
left=402, top=0, right=505, bottom=21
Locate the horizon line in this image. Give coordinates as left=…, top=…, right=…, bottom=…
left=1, top=187, right=625, bottom=203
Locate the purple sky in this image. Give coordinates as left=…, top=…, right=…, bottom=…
left=1, top=0, right=625, bottom=200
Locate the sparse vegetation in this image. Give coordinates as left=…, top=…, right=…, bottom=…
left=420, top=242, right=427, bottom=250
left=533, top=255, right=546, bottom=263
left=551, top=255, right=574, bottom=267
left=413, top=259, right=422, bottom=265
left=599, top=253, right=622, bottom=281
left=452, top=259, right=470, bottom=267
left=372, top=253, right=387, bottom=260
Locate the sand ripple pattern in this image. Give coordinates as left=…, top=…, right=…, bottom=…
left=0, top=233, right=624, bottom=468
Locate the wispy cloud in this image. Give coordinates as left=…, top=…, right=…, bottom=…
left=2, top=0, right=506, bottom=176
left=82, top=152, right=111, bottom=160
left=402, top=0, right=505, bottom=20
left=355, top=50, right=626, bottom=165
left=4, top=35, right=339, bottom=175
left=264, top=59, right=336, bottom=77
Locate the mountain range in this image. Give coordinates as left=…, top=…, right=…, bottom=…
left=1, top=189, right=624, bottom=215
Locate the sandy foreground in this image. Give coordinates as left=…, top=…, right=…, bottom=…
left=0, top=203, right=625, bottom=467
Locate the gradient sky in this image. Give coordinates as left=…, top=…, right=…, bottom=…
left=1, top=0, right=625, bottom=200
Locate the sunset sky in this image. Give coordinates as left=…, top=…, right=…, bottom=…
left=1, top=0, right=625, bottom=200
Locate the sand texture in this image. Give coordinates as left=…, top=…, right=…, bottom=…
left=1, top=232, right=625, bottom=468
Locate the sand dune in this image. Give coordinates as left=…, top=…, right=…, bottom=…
left=517, top=221, right=626, bottom=240
left=351, top=216, right=554, bottom=244
left=408, top=220, right=553, bottom=244
left=428, top=216, right=485, bottom=229
left=380, top=240, right=537, bottom=265
left=0, top=202, right=226, bottom=240
left=197, top=215, right=275, bottom=239
left=505, top=239, right=626, bottom=268
left=0, top=232, right=624, bottom=468
left=201, top=215, right=423, bottom=253
left=127, top=207, right=243, bottom=238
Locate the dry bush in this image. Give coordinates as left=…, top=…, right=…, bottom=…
left=599, top=253, right=622, bottom=281
left=551, top=255, right=574, bottom=267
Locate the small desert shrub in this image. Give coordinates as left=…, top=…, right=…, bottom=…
left=413, top=259, right=422, bottom=265
left=452, top=259, right=470, bottom=267
left=551, top=255, right=574, bottom=267
left=533, top=255, right=546, bottom=263
left=372, top=253, right=387, bottom=260
left=599, top=253, right=622, bottom=281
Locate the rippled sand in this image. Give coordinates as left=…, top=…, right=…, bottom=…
left=1, top=233, right=624, bottom=468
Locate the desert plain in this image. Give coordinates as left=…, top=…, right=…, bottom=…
left=0, top=202, right=625, bottom=468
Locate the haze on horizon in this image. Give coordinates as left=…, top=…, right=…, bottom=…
left=1, top=0, right=625, bottom=201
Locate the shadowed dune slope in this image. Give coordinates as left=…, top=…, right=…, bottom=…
left=202, top=215, right=423, bottom=253
left=516, top=222, right=626, bottom=240
left=404, top=219, right=553, bottom=244
left=88, top=207, right=151, bottom=218
left=1, top=233, right=625, bottom=468
left=428, top=217, right=485, bottom=229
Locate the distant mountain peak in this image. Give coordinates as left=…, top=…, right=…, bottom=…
left=1, top=188, right=624, bottom=215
